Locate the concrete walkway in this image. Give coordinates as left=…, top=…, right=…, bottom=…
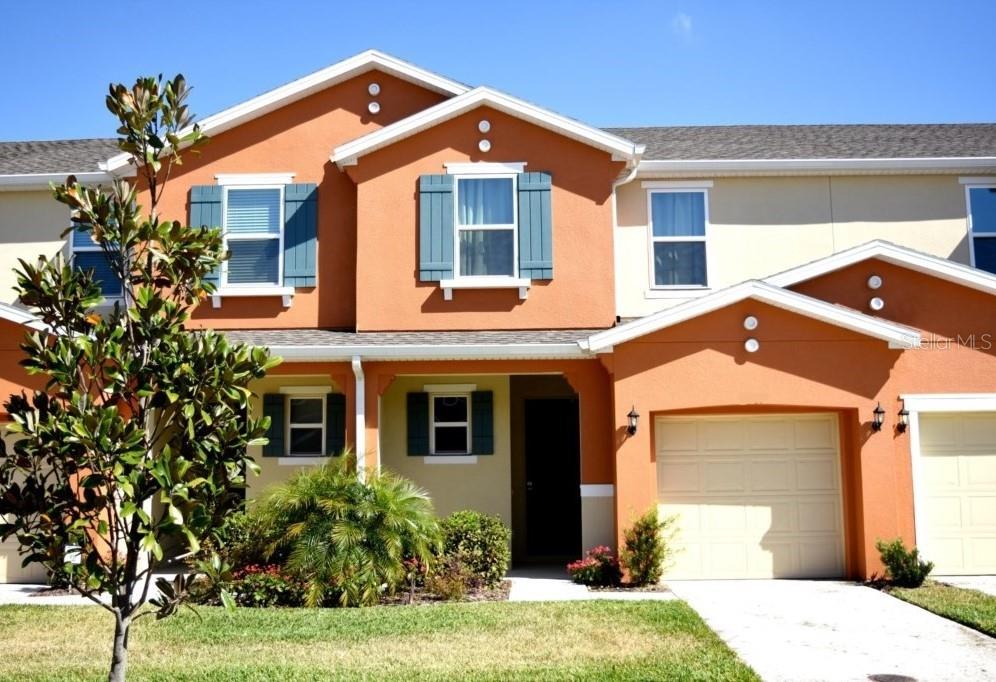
left=669, top=580, right=996, bottom=682
left=940, top=576, right=996, bottom=597
left=507, top=567, right=675, bottom=602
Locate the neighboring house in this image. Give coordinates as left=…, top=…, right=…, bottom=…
left=2, top=50, right=996, bottom=583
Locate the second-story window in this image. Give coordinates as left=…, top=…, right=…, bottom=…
left=649, top=189, right=708, bottom=288
left=455, top=175, right=517, bottom=278
left=969, top=185, right=996, bottom=274
left=72, top=228, right=123, bottom=297
left=223, top=187, right=283, bottom=287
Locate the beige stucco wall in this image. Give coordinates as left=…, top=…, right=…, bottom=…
left=381, top=375, right=512, bottom=525
left=615, top=174, right=977, bottom=318
left=245, top=374, right=348, bottom=500
left=0, top=191, right=68, bottom=304
left=581, top=493, right=615, bottom=551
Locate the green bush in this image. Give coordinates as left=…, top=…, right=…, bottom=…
left=228, top=564, right=306, bottom=607
left=439, top=510, right=511, bottom=588
left=567, top=546, right=622, bottom=586
left=876, top=538, right=933, bottom=588
left=254, top=454, right=440, bottom=606
left=425, top=555, right=472, bottom=601
left=620, top=509, right=677, bottom=586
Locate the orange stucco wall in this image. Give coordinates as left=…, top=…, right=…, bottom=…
left=346, top=107, right=624, bottom=331
left=610, top=262, right=996, bottom=578
left=136, top=70, right=448, bottom=330
left=0, top=319, right=42, bottom=418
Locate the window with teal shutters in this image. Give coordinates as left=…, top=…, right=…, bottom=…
left=71, top=227, right=123, bottom=297
left=189, top=185, right=223, bottom=286
left=262, top=394, right=285, bottom=457
left=326, top=392, right=346, bottom=455
left=418, top=175, right=454, bottom=281
left=471, top=390, right=494, bottom=455
left=406, top=392, right=430, bottom=455
left=517, top=172, right=553, bottom=279
left=284, top=184, right=318, bottom=287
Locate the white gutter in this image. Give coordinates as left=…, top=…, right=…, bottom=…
left=0, top=171, right=124, bottom=191
left=267, top=342, right=590, bottom=362
left=637, top=157, right=996, bottom=175
left=351, top=355, right=366, bottom=480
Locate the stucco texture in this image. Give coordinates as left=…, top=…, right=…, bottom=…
left=0, top=191, right=67, bottom=305
left=615, top=175, right=974, bottom=318
left=610, top=259, right=996, bottom=578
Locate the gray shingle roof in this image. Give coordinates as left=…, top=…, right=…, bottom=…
left=223, top=328, right=601, bottom=347
left=604, top=123, right=996, bottom=160
left=0, top=138, right=119, bottom=175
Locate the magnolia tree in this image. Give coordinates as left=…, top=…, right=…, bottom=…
left=0, top=75, right=277, bottom=681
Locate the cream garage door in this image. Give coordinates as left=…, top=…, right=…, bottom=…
left=918, top=413, right=996, bottom=575
left=656, top=413, right=845, bottom=579
left=1, top=537, right=47, bottom=584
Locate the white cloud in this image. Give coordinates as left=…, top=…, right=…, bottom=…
left=671, top=12, right=693, bottom=38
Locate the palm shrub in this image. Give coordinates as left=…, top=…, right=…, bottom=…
left=876, top=538, right=933, bottom=588
left=620, top=509, right=678, bottom=586
left=253, top=454, right=440, bottom=606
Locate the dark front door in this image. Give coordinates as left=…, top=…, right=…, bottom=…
left=524, top=398, right=582, bottom=559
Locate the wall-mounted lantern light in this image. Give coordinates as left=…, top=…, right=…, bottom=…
left=897, top=406, right=910, bottom=433
left=872, top=403, right=886, bottom=431
left=627, top=406, right=640, bottom=436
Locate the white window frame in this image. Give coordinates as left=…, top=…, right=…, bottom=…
left=452, top=173, right=519, bottom=280
left=221, top=184, right=285, bottom=289
left=69, top=229, right=123, bottom=299
left=428, top=392, right=472, bottom=456
left=285, top=394, right=326, bottom=458
left=963, top=181, right=996, bottom=270
left=646, top=186, right=711, bottom=291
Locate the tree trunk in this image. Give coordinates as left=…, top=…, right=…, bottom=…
left=108, top=613, right=130, bottom=682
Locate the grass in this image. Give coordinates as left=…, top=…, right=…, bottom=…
left=0, top=600, right=757, bottom=681
left=889, top=580, right=996, bottom=637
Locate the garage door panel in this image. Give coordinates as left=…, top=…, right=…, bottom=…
left=657, top=413, right=845, bottom=580
left=919, top=413, right=996, bottom=575
left=703, top=461, right=747, bottom=492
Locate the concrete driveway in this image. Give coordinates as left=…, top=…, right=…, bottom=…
left=939, top=576, right=996, bottom=597
left=669, top=580, right=996, bottom=682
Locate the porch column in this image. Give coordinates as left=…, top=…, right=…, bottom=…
left=351, top=356, right=366, bottom=478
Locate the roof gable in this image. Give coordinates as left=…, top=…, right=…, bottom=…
left=331, top=87, right=644, bottom=168
left=582, top=280, right=921, bottom=352
left=765, top=240, right=996, bottom=296
left=101, top=50, right=469, bottom=173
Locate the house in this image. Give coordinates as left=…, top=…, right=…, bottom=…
left=2, top=50, right=996, bottom=583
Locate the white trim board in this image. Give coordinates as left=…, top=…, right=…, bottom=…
left=638, top=157, right=996, bottom=175
left=331, top=86, right=644, bottom=167
left=0, top=171, right=129, bottom=190
left=101, top=50, right=470, bottom=173
left=766, top=239, right=996, bottom=297
left=0, top=302, right=46, bottom=332
left=583, top=279, right=921, bottom=352
left=580, top=484, right=614, bottom=498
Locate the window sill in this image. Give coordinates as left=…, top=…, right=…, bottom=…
left=423, top=455, right=478, bottom=464
left=277, top=456, right=328, bottom=466
left=439, top=277, right=531, bottom=301
left=212, top=286, right=294, bottom=309
left=644, top=287, right=710, bottom=300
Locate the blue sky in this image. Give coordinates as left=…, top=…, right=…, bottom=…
left=2, top=0, right=994, bottom=141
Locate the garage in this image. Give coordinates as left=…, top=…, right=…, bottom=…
left=656, top=413, right=846, bottom=579
left=1, top=538, right=46, bottom=584
left=917, top=412, right=996, bottom=575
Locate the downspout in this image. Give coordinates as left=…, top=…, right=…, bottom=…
left=351, top=355, right=366, bottom=480
left=611, top=160, right=641, bottom=320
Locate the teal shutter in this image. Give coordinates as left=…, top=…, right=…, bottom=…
left=471, top=391, right=494, bottom=455
left=189, top=185, right=223, bottom=286
left=262, top=394, right=284, bottom=457
left=418, top=175, right=454, bottom=281
left=406, top=392, right=430, bottom=456
left=326, top=392, right=346, bottom=455
left=517, top=172, right=553, bottom=279
left=284, top=183, right=318, bottom=287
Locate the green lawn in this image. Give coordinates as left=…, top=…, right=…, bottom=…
left=889, top=581, right=996, bottom=637
left=0, top=600, right=756, bottom=681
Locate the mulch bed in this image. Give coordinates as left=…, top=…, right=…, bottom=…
left=27, top=587, right=78, bottom=598
left=587, top=584, right=671, bottom=593
left=380, top=580, right=511, bottom=605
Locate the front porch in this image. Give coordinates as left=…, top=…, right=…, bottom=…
left=246, top=357, right=615, bottom=564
